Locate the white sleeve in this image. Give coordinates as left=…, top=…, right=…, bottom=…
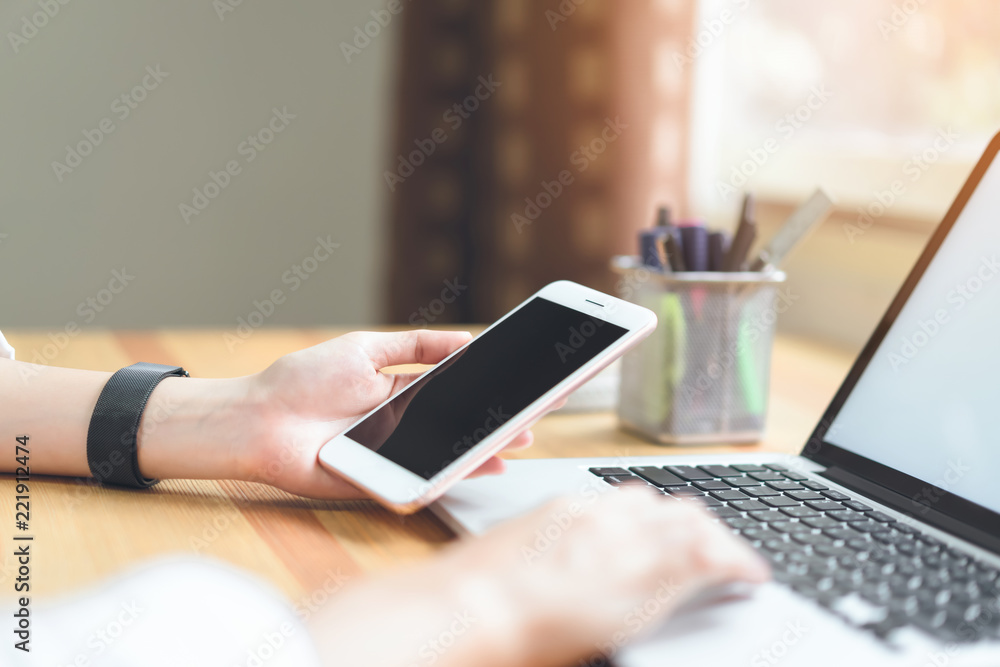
left=0, top=329, right=14, bottom=360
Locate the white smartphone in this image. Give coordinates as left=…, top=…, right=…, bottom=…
left=317, top=280, right=657, bottom=513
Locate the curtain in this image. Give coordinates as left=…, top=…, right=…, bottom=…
left=386, top=0, right=698, bottom=324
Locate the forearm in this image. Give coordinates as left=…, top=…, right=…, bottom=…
left=309, top=560, right=528, bottom=667
left=0, top=359, right=257, bottom=481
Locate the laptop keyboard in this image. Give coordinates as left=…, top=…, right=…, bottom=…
left=590, top=463, right=1000, bottom=644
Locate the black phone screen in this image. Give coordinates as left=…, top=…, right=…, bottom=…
left=345, top=297, right=628, bottom=479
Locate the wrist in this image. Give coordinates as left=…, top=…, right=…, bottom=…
left=137, top=374, right=262, bottom=482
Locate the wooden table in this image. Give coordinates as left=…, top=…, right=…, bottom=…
left=0, top=329, right=854, bottom=603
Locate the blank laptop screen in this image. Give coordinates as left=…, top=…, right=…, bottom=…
left=827, top=154, right=1000, bottom=514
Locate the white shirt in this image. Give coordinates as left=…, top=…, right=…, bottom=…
left=0, top=329, right=13, bottom=360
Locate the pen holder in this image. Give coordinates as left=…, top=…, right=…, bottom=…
left=611, top=256, right=787, bottom=445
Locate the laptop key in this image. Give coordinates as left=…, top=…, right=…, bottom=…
left=744, top=486, right=782, bottom=498
left=699, top=465, right=741, bottom=478
left=805, top=500, right=845, bottom=512
left=708, top=506, right=741, bottom=519
left=767, top=481, right=804, bottom=491
left=695, top=496, right=724, bottom=507
left=729, top=499, right=769, bottom=512
left=693, top=479, right=732, bottom=491
left=822, top=490, right=851, bottom=501
left=802, top=516, right=842, bottom=529
left=668, top=487, right=705, bottom=497
left=724, top=517, right=758, bottom=530
left=786, top=490, right=825, bottom=501
left=802, top=480, right=830, bottom=491
left=814, top=545, right=856, bottom=558
left=771, top=521, right=812, bottom=534
left=792, top=532, right=836, bottom=548
left=823, top=527, right=859, bottom=541
left=589, top=467, right=629, bottom=477
left=783, top=472, right=810, bottom=481
left=748, top=510, right=787, bottom=522
left=665, top=465, right=714, bottom=481
left=867, top=511, right=896, bottom=523
left=732, top=464, right=767, bottom=472
left=781, top=506, right=821, bottom=518
left=850, top=521, right=884, bottom=533
left=761, top=496, right=800, bottom=508
left=843, top=500, right=874, bottom=512
left=749, top=471, right=785, bottom=481
left=629, top=466, right=688, bottom=487
left=602, top=475, right=650, bottom=486
left=724, top=476, right=762, bottom=487
left=742, top=528, right=785, bottom=543
left=829, top=510, right=870, bottom=522
left=710, top=489, right=750, bottom=501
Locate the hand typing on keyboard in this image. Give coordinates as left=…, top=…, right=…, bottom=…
left=590, top=463, right=1000, bottom=645
left=312, top=488, right=770, bottom=666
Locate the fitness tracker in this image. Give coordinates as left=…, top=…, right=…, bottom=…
left=86, top=362, right=190, bottom=489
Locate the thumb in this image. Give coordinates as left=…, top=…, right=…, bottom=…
left=345, top=330, right=472, bottom=368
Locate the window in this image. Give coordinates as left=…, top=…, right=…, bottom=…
left=687, top=0, right=1000, bottom=227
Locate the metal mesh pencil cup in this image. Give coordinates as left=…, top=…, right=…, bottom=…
left=612, top=256, right=787, bottom=445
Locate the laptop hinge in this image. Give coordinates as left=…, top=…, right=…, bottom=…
left=821, top=466, right=1000, bottom=556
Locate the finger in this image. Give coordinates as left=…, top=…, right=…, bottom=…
left=466, top=456, right=507, bottom=478
left=658, top=502, right=771, bottom=584
left=347, top=330, right=473, bottom=369
left=500, top=430, right=534, bottom=451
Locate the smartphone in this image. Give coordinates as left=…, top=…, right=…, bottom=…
left=317, top=280, right=657, bottom=513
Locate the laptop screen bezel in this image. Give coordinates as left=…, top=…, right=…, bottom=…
left=802, top=130, right=1000, bottom=547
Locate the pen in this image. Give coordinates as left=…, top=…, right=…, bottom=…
left=708, top=231, right=729, bottom=272
left=749, top=188, right=834, bottom=271
left=662, top=232, right=686, bottom=272
left=680, top=223, right=710, bottom=272
left=639, top=230, right=665, bottom=269
left=723, top=193, right=756, bottom=272
left=723, top=218, right=757, bottom=272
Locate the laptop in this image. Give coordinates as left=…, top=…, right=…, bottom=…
left=433, top=132, right=1000, bottom=665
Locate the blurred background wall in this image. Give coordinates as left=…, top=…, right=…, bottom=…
left=1, top=0, right=395, bottom=328
left=3, top=0, right=1000, bottom=352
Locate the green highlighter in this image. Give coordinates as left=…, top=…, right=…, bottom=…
left=736, top=303, right=766, bottom=416
left=638, top=291, right=687, bottom=426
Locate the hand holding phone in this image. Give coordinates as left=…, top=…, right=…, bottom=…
left=319, top=281, right=657, bottom=513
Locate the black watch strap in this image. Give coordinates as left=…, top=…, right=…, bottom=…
left=87, top=362, right=190, bottom=489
